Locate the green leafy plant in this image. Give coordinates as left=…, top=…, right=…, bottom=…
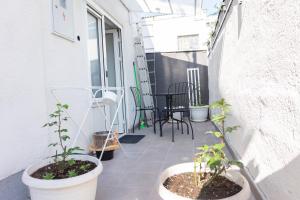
left=80, top=163, right=91, bottom=172
left=67, top=170, right=78, bottom=178
left=209, top=99, right=240, bottom=143
left=68, top=159, right=76, bottom=166
left=42, top=172, right=55, bottom=180
left=43, top=103, right=83, bottom=172
left=194, top=99, right=243, bottom=186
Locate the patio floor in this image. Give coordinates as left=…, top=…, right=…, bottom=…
left=96, top=121, right=255, bottom=200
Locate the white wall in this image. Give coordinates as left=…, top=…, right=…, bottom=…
left=0, top=0, right=49, bottom=181
left=0, top=0, right=135, bottom=180
left=208, top=0, right=300, bottom=199
left=141, top=15, right=212, bottom=52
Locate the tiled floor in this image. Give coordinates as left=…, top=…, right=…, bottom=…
left=96, top=121, right=252, bottom=200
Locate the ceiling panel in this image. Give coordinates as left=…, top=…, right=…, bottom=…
left=121, top=0, right=150, bottom=12
left=145, top=0, right=172, bottom=13
left=171, top=0, right=196, bottom=15
left=121, top=0, right=200, bottom=16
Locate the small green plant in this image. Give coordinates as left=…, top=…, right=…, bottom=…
left=194, top=99, right=243, bottom=186
left=209, top=99, right=240, bottom=143
left=67, top=170, right=78, bottom=178
left=43, top=103, right=83, bottom=173
left=68, top=159, right=76, bottom=166
left=80, top=163, right=91, bottom=172
left=42, top=172, right=55, bottom=180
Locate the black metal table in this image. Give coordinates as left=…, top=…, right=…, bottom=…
left=153, top=92, right=188, bottom=139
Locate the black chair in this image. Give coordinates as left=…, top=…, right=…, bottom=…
left=165, top=82, right=194, bottom=142
left=130, top=87, right=158, bottom=133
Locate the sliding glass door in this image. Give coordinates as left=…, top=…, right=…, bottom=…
left=87, top=11, right=104, bottom=97
left=87, top=7, right=127, bottom=134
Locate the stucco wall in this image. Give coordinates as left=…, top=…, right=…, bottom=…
left=0, top=0, right=135, bottom=184
left=208, top=0, right=300, bottom=199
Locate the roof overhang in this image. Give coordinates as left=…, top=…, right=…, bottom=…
left=120, top=0, right=204, bottom=17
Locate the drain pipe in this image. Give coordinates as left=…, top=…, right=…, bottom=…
left=209, top=0, right=235, bottom=53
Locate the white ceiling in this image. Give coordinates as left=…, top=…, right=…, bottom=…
left=121, top=0, right=202, bottom=16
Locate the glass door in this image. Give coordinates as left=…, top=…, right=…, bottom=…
left=87, top=11, right=104, bottom=97
left=105, top=29, right=125, bottom=133
left=87, top=10, right=108, bottom=132
left=87, top=9, right=127, bottom=134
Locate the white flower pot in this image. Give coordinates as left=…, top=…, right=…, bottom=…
left=22, top=155, right=102, bottom=200
left=190, top=105, right=209, bottom=122
left=158, top=162, right=251, bottom=200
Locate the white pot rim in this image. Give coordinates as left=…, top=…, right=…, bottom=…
left=22, top=155, right=102, bottom=190
left=158, top=162, right=250, bottom=200
left=189, top=105, right=209, bottom=109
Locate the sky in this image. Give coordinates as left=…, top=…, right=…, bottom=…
left=202, top=0, right=222, bottom=15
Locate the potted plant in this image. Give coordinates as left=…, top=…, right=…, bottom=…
left=22, top=103, right=103, bottom=200
left=190, top=104, right=209, bottom=122
left=158, top=99, right=251, bottom=200
left=190, top=86, right=208, bottom=122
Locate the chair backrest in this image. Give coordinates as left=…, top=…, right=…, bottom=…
left=130, top=87, right=142, bottom=108
left=168, top=82, right=193, bottom=109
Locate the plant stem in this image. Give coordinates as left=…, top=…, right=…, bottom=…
left=221, top=108, right=225, bottom=143
left=57, top=108, right=66, bottom=164
left=204, top=166, right=226, bottom=187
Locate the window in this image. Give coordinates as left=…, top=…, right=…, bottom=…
left=178, top=34, right=200, bottom=51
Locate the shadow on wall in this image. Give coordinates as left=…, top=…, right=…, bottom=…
left=257, top=155, right=300, bottom=200
left=146, top=51, right=209, bottom=111
left=208, top=13, right=300, bottom=199
left=209, top=34, right=262, bottom=197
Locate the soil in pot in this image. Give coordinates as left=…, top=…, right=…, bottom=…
left=163, top=172, right=242, bottom=199
left=31, top=160, right=96, bottom=179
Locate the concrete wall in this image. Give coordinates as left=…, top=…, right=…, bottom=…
left=208, top=0, right=300, bottom=199
left=0, top=0, right=135, bottom=198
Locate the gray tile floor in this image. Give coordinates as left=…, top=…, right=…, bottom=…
left=96, top=121, right=253, bottom=200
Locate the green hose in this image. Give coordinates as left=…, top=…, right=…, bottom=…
left=133, top=62, right=145, bottom=129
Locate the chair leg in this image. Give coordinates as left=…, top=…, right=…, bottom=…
left=180, top=112, right=183, bottom=134
left=138, top=111, right=141, bottom=130
left=159, top=112, right=163, bottom=137
left=186, top=121, right=189, bottom=135
left=172, top=114, right=175, bottom=142
left=153, top=109, right=156, bottom=134
left=133, top=109, right=137, bottom=133
left=145, top=110, right=149, bottom=127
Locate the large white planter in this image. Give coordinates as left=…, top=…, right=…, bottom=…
left=22, top=155, right=102, bottom=200
left=158, top=162, right=251, bottom=200
left=190, top=105, right=208, bottom=122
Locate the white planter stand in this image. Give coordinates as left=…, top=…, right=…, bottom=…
left=158, top=162, right=251, bottom=200
left=190, top=105, right=208, bottom=122
left=22, top=155, right=102, bottom=200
